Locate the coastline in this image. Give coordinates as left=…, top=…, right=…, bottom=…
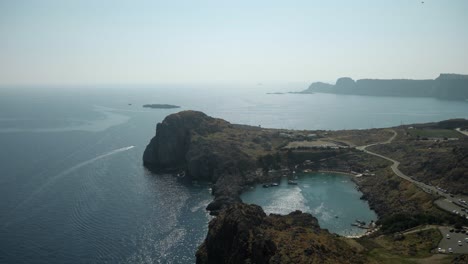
left=143, top=111, right=468, bottom=263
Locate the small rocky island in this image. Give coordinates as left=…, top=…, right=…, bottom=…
left=143, top=111, right=468, bottom=263
left=142, top=104, right=180, bottom=109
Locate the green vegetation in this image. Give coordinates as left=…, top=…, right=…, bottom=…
left=407, top=128, right=460, bottom=139
left=257, top=152, right=282, bottom=172
left=379, top=214, right=442, bottom=234
left=325, top=129, right=395, bottom=146
left=359, top=228, right=450, bottom=263
left=285, top=149, right=345, bottom=167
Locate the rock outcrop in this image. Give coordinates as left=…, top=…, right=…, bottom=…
left=143, top=111, right=227, bottom=173
left=143, top=110, right=287, bottom=214
left=335, top=77, right=356, bottom=89
left=196, top=203, right=366, bottom=264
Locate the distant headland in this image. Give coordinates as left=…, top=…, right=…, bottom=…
left=298, top=73, right=468, bottom=100
left=142, top=104, right=180, bottom=109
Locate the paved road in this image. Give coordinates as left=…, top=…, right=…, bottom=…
left=357, top=130, right=468, bottom=218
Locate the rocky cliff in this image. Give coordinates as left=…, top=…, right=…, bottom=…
left=143, top=110, right=288, bottom=214
left=143, top=111, right=256, bottom=180
left=196, top=203, right=366, bottom=264
left=301, top=74, right=468, bottom=100
left=433, top=74, right=468, bottom=100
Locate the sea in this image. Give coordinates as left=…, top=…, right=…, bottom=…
left=1, top=83, right=467, bottom=263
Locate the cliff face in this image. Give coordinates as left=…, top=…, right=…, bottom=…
left=143, top=111, right=227, bottom=173
left=335, top=77, right=356, bottom=90
left=143, top=111, right=259, bottom=183
left=300, top=82, right=333, bottom=93
left=433, top=74, right=468, bottom=100
left=143, top=111, right=288, bottom=213
left=196, top=203, right=366, bottom=264
left=302, top=74, right=468, bottom=100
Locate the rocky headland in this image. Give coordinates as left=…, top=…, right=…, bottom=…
left=143, top=110, right=289, bottom=214
left=196, top=203, right=366, bottom=264
left=299, top=74, right=468, bottom=100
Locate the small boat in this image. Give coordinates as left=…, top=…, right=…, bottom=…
left=351, top=223, right=370, bottom=229
left=263, top=184, right=270, bottom=188
left=271, top=183, right=279, bottom=187
left=355, top=220, right=366, bottom=225
left=288, top=180, right=298, bottom=185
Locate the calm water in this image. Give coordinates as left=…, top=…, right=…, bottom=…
left=241, top=173, right=377, bottom=237
left=0, top=84, right=467, bottom=263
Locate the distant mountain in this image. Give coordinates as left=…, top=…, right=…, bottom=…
left=300, top=74, right=468, bottom=100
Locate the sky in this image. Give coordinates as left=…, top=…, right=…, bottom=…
left=0, top=0, right=467, bottom=85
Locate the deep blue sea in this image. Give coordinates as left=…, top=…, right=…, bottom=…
left=1, top=84, right=467, bottom=263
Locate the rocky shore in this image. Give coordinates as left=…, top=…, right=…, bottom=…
left=196, top=203, right=366, bottom=264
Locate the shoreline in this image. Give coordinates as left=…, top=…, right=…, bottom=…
left=242, top=167, right=379, bottom=238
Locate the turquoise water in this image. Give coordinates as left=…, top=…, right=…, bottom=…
left=241, top=173, right=377, bottom=237
left=0, top=85, right=467, bottom=263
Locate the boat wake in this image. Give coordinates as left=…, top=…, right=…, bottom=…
left=1, top=146, right=135, bottom=228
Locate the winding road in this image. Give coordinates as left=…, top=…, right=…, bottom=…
left=356, top=130, right=468, bottom=218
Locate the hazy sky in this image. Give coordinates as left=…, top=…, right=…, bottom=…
left=1, top=0, right=467, bottom=85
